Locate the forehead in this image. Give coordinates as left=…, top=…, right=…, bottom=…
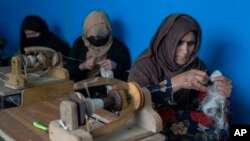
left=86, top=24, right=109, bottom=37
left=180, top=31, right=196, bottom=41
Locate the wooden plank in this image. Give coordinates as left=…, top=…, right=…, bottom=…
left=94, top=123, right=154, bottom=141
left=21, top=80, right=74, bottom=106
left=0, top=98, right=62, bottom=141
left=91, top=110, right=119, bottom=124
left=137, top=133, right=166, bottom=141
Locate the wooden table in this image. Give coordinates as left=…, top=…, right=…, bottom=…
left=0, top=98, right=62, bottom=141
left=0, top=66, right=73, bottom=109
left=0, top=98, right=165, bottom=141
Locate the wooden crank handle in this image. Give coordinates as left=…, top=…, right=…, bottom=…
left=91, top=82, right=144, bottom=138
left=24, top=46, right=56, bottom=54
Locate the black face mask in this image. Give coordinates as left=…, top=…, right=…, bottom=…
left=26, top=36, right=43, bottom=46
left=87, top=35, right=109, bottom=47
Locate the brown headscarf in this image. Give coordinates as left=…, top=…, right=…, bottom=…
left=82, top=11, right=113, bottom=78
left=128, top=14, right=206, bottom=109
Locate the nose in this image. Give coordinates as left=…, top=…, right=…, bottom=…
left=180, top=43, right=188, bottom=55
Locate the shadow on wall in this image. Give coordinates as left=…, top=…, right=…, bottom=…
left=112, top=19, right=126, bottom=43
left=204, top=35, right=238, bottom=75
left=0, top=37, right=11, bottom=66
left=206, top=40, right=228, bottom=70
left=205, top=34, right=249, bottom=124
left=230, top=88, right=250, bottom=124
left=0, top=26, right=17, bottom=57
left=51, top=25, right=67, bottom=42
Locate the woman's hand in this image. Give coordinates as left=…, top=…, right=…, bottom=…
left=211, top=76, right=232, bottom=98
left=98, top=59, right=117, bottom=71
left=79, top=58, right=96, bottom=70
left=171, top=69, right=209, bottom=93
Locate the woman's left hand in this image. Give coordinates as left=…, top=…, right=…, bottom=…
left=98, top=59, right=117, bottom=71
left=210, top=76, right=232, bottom=98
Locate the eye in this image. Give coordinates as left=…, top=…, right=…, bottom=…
left=177, top=41, right=184, bottom=46
left=187, top=41, right=196, bottom=46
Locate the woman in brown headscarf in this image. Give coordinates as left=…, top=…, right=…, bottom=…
left=65, top=11, right=131, bottom=98
left=129, top=14, right=232, bottom=141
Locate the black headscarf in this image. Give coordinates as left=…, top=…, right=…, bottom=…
left=20, top=15, right=70, bottom=56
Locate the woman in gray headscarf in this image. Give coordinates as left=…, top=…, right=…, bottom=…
left=129, top=14, right=232, bottom=141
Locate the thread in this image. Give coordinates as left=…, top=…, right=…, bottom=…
left=63, top=56, right=85, bottom=62
left=150, top=82, right=191, bottom=92
left=85, top=98, right=104, bottom=115
left=85, top=115, right=90, bottom=132
left=84, top=83, right=91, bottom=98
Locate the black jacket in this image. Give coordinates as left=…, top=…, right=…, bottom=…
left=65, top=36, right=131, bottom=82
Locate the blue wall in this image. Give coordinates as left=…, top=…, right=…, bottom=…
left=0, top=0, right=249, bottom=124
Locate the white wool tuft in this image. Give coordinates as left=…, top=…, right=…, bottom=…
left=200, top=70, right=228, bottom=139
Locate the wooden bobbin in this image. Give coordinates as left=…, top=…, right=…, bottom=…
left=91, top=82, right=144, bottom=138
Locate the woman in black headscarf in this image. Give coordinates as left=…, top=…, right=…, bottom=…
left=20, top=15, right=70, bottom=56
left=129, top=14, right=232, bottom=141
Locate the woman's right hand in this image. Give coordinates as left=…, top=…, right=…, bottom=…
left=79, top=58, right=95, bottom=70
left=171, top=69, right=209, bottom=93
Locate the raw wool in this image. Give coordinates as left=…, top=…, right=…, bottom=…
left=200, top=70, right=228, bottom=139
left=25, top=55, right=37, bottom=67
left=51, top=52, right=60, bottom=66
left=100, top=67, right=114, bottom=92
left=36, top=52, right=46, bottom=66
left=85, top=98, right=104, bottom=115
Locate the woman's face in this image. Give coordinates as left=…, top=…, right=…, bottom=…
left=174, top=31, right=196, bottom=66
left=25, top=30, right=41, bottom=38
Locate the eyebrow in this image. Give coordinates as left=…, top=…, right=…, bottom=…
left=187, top=41, right=196, bottom=43
left=179, top=39, right=196, bottom=42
